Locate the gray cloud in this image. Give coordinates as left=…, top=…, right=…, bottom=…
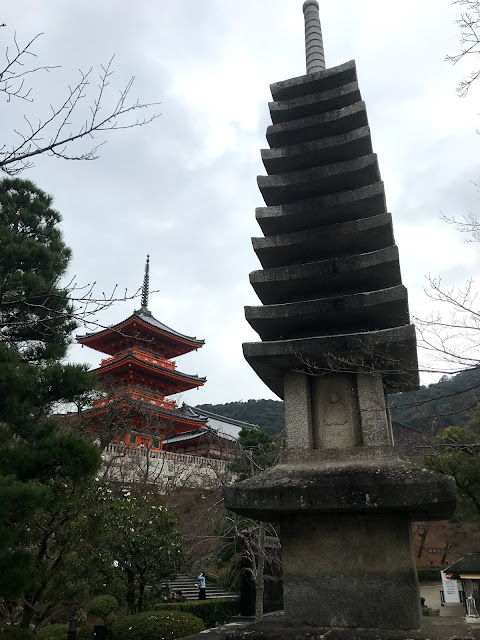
left=2, top=0, right=480, bottom=401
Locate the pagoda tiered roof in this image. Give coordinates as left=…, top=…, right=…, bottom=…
left=79, top=392, right=207, bottom=436
left=77, top=309, right=205, bottom=358
left=92, top=347, right=206, bottom=394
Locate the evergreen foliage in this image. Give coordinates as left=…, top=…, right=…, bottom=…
left=424, top=426, right=480, bottom=521
left=389, top=368, right=480, bottom=433
left=0, top=178, right=101, bottom=622
left=153, top=599, right=239, bottom=629
left=0, top=178, right=75, bottom=363
left=85, top=595, right=118, bottom=620
left=113, top=610, right=205, bottom=640
left=98, top=488, right=185, bottom=614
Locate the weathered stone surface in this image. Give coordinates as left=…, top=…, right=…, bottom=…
left=246, top=285, right=410, bottom=341
left=223, top=458, right=456, bottom=521
left=269, top=80, right=361, bottom=124
left=253, top=212, right=394, bottom=269
left=182, top=616, right=474, bottom=640
left=258, top=153, right=380, bottom=206
left=242, top=324, right=419, bottom=396
left=262, top=125, right=372, bottom=174
left=266, top=101, right=368, bottom=148
left=311, top=374, right=362, bottom=448
left=280, top=512, right=420, bottom=628
left=250, top=246, right=401, bottom=304
left=270, top=59, right=357, bottom=101
left=284, top=371, right=313, bottom=450
left=357, top=373, right=393, bottom=447
left=255, top=181, right=387, bottom=236
left=226, top=32, right=451, bottom=632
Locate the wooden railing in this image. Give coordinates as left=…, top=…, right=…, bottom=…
left=101, top=347, right=176, bottom=371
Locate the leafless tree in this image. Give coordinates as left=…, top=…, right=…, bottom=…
left=447, top=0, right=480, bottom=96
left=0, top=28, right=160, bottom=175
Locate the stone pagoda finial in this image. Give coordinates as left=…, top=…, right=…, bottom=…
left=303, top=0, right=325, bottom=73
left=141, top=254, right=150, bottom=310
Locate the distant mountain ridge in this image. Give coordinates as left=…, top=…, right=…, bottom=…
left=197, top=368, right=480, bottom=437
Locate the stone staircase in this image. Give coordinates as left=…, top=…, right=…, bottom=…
left=161, top=573, right=237, bottom=601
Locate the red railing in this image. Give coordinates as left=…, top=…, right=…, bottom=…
left=100, top=347, right=176, bottom=371
left=128, top=388, right=176, bottom=411
left=93, top=388, right=176, bottom=411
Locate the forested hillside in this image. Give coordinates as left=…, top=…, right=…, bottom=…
left=389, top=368, right=480, bottom=433
left=198, top=368, right=480, bottom=437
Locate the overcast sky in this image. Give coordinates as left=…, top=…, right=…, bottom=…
left=2, top=1, right=480, bottom=405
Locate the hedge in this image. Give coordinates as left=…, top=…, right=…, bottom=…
left=35, top=625, right=68, bottom=640
left=86, top=595, right=118, bottom=619
left=0, top=626, right=33, bottom=640
left=113, top=610, right=204, bottom=640
left=153, top=598, right=240, bottom=629
left=417, top=568, right=442, bottom=582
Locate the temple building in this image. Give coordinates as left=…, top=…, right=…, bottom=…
left=76, top=257, right=245, bottom=464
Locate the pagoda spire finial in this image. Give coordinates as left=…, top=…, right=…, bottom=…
left=141, top=254, right=150, bottom=310
left=302, top=0, right=325, bottom=74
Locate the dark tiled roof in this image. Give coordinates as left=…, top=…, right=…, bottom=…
left=78, top=310, right=204, bottom=346
left=163, top=427, right=235, bottom=445
left=186, top=404, right=257, bottom=429
left=93, top=352, right=206, bottom=384
left=134, top=310, right=204, bottom=345
left=446, top=554, right=480, bottom=575
left=58, top=398, right=207, bottom=425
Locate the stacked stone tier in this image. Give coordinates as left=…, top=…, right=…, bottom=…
left=244, top=60, right=418, bottom=397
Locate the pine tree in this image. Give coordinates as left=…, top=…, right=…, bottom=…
left=0, top=178, right=101, bottom=619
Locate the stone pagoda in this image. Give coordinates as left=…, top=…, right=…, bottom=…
left=224, top=1, right=456, bottom=632
left=77, top=256, right=207, bottom=446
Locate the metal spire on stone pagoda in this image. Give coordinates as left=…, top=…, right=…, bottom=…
left=140, top=254, right=150, bottom=311
left=303, top=0, right=325, bottom=73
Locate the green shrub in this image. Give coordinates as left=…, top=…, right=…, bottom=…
left=153, top=599, right=240, bottom=629
left=104, top=613, right=119, bottom=640
left=85, top=595, right=118, bottom=620
left=417, top=568, right=442, bottom=582
left=113, top=610, right=204, bottom=640
left=77, top=624, right=95, bottom=640
left=422, top=606, right=440, bottom=616
left=0, top=626, right=34, bottom=640
left=36, top=624, right=68, bottom=640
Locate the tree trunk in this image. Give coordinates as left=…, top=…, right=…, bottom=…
left=137, top=576, right=147, bottom=612
left=126, top=569, right=136, bottom=614
left=254, top=523, right=266, bottom=622
left=441, top=543, right=452, bottom=565
left=417, top=523, right=431, bottom=558
left=20, top=603, right=35, bottom=629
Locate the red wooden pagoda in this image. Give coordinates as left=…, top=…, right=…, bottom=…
left=77, top=256, right=207, bottom=450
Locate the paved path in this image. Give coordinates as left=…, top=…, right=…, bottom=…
left=420, top=582, right=466, bottom=617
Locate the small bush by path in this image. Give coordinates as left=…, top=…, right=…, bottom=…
left=114, top=610, right=204, bottom=640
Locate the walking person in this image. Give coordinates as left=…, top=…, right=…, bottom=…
left=197, top=571, right=206, bottom=600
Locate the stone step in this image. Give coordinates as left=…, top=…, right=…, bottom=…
left=161, top=574, right=238, bottom=601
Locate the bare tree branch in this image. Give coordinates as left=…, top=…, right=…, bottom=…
left=1, top=32, right=161, bottom=174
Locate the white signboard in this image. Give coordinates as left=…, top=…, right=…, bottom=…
left=441, top=570, right=460, bottom=603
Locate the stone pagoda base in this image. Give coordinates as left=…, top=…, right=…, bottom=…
left=181, top=615, right=473, bottom=640
left=223, top=451, right=456, bottom=631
